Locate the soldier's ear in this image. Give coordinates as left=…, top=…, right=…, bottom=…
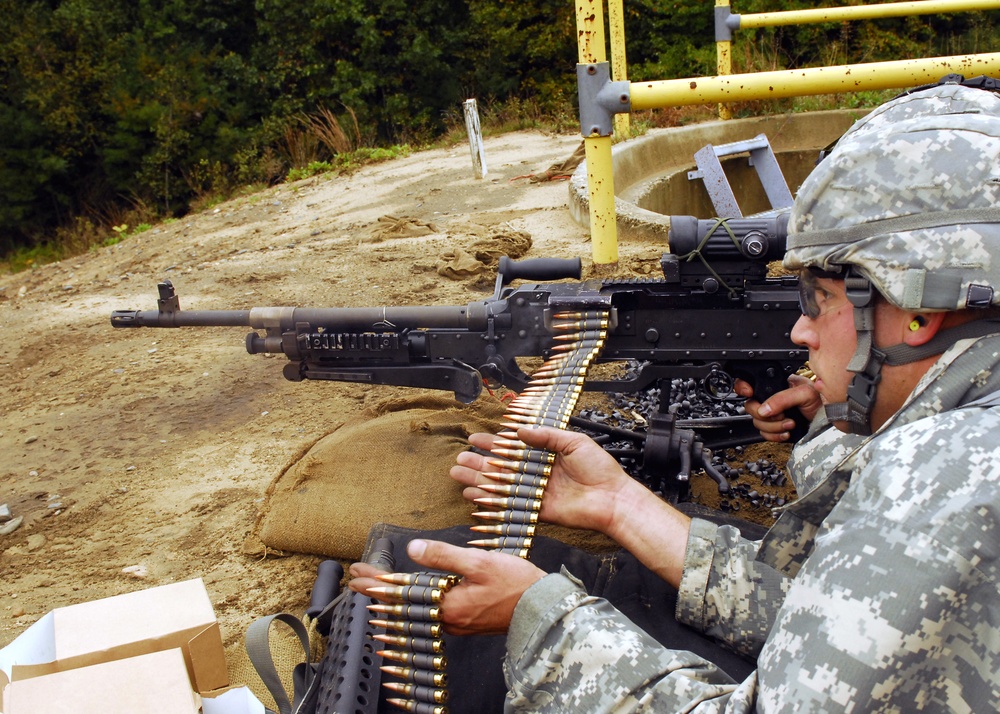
left=903, top=313, right=945, bottom=346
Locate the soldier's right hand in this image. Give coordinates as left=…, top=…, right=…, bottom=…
left=735, top=374, right=822, bottom=442
left=450, top=427, right=633, bottom=536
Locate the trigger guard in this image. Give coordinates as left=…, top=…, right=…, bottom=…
left=479, top=363, right=504, bottom=389
left=703, top=370, right=735, bottom=399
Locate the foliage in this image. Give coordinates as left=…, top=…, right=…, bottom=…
left=1, top=0, right=997, bottom=264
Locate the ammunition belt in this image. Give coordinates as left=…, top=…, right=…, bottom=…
left=371, top=309, right=610, bottom=714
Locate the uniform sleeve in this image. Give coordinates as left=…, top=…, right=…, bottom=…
left=503, top=570, right=758, bottom=713
left=674, top=418, right=864, bottom=658
left=676, top=519, right=792, bottom=658
left=755, top=407, right=1000, bottom=712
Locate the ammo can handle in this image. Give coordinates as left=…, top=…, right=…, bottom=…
left=306, top=560, right=344, bottom=619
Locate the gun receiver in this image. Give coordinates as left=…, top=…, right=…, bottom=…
left=112, top=214, right=805, bottom=494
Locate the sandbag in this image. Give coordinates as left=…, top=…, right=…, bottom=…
left=245, top=393, right=508, bottom=561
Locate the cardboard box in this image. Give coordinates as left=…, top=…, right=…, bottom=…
left=1, top=648, right=200, bottom=714
left=0, top=579, right=228, bottom=700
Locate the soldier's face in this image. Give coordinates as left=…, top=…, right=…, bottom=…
left=791, top=277, right=856, bottom=414
left=792, top=276, right=921, bottom=431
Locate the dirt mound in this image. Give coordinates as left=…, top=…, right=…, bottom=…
left=0, top=130, right=615, bottom=655
left=0, top=128, right=791, bottom=678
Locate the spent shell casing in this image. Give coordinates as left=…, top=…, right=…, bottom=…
left=486, top=458, right=551, bottom=477
left=385, top=697, right=447, bottom=714
left=378, top=650, right=447, bottom=670
left=473, top=496, right=543, bottom=512
left=376, top=572, right=459, bottom=590
left=368, top=585, right=444, bottom=604
left=472, top=509, right=538, bottom=524
left=470, top=523, right=537, bottom=538
left=369, top=619, right=443, bottom=638
left=479, top=483, right=545, bottom=499
left=383, top=682, right=449, bottom=704
left=368, top=603, right=441, bottom=621
left=380, top=665, right=447, bottom=688
left=374, top=634, right=446, bottom=654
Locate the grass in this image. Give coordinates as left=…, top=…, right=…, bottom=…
left=1, top=88, right=888, bottom=275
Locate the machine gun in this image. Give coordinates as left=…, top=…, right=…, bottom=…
left=112, top=213, right=805, bottom=498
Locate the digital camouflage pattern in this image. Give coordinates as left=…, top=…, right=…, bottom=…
left=501, top=85, right=1000, bottom=712
left=504, top=334, right=1000, bottom=713
left=784, top=84, right=1000, bottom=312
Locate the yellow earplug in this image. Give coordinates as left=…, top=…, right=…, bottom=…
left=909, top=319, right=922, bottom=332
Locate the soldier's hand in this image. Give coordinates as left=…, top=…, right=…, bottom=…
left=450, top=427, right=636, bottom=535
left=349, top=539, right=545, bottom=636
left=735, top=374, right=821, bottom=442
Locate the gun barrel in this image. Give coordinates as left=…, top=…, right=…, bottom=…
left=249, top=305, right=487, bottom=331
left=110, top=304, right=490, bottom=331
left=110, top=309, right=252, bottom=328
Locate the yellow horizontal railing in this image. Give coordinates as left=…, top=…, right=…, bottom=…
left=732, top=0, right=1000, bottom=29
left=579, top=0, right=1000, bottom=266
left=633, top=53, right=1000, bottom=109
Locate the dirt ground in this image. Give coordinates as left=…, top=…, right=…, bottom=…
left=0, top=129, right=791, bottom=670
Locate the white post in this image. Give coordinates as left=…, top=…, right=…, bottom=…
left=463, top=99, right=488, bottom=179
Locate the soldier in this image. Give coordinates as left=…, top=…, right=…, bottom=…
left=352, top=82, right=1000, bottom=711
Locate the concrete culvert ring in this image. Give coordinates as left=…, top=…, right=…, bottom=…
left=568, top=109, right=869, bottom=242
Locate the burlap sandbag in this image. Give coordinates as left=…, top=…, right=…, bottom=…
left=245, top=393, right=509, bottom=561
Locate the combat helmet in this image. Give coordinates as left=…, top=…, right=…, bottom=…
left=783, top=78, right=1000, bottom=434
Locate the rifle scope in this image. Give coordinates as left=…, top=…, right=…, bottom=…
left=667, top=213, right=788, bottom=262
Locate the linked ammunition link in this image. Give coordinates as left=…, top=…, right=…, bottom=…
left=371, top=308, right=609, bottom=713
left=469, top=308, right=609, bottom=555
left=369, top=570, right=458, bottom=714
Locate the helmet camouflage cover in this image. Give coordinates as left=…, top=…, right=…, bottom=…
left=784, top=83, right=1000, bottom=312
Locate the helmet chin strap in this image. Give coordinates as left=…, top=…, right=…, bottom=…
left=823, top=274, right=880, bottom=435
left=824, top=271, right=1000, bottom=435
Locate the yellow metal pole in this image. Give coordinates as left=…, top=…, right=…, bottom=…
left=716, top=0, right=732, bottom=120
left=630, top=53, right=1000, bottom=109
left=576, top=0, right=619, bottom=267
left=737, top=0, right=1000, bottom=29
left=608, top=0, right=631, bottom=137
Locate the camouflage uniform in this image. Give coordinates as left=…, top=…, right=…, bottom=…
left=502, top=84, right=1000, bottom=712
